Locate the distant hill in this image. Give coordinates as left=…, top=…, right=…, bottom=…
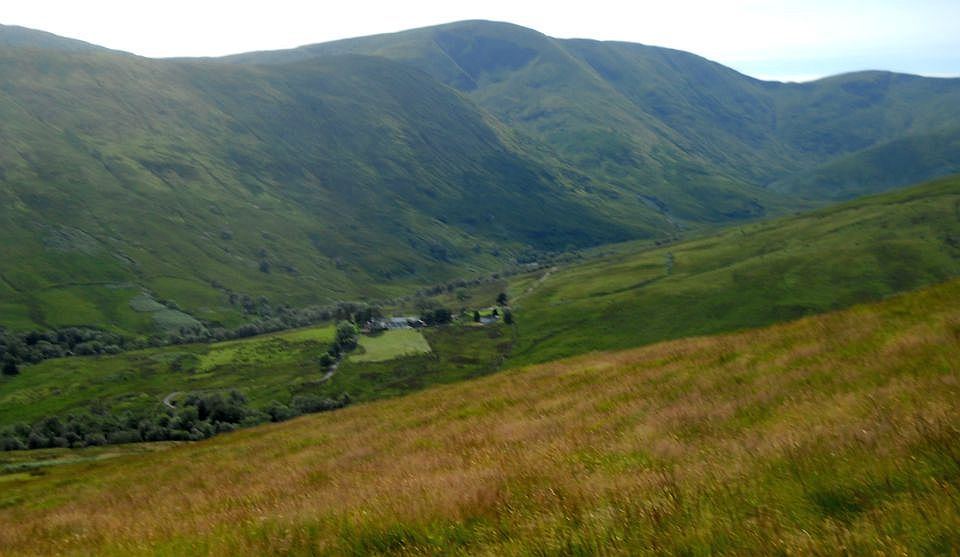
left=0, top=23, right=109, bottom=52
left=230, top=21, right=960, bottom=206
left=770, top=127, right=960, bottom=200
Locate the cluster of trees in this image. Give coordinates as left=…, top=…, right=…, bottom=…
left=420, top=307, right=453, bottom=326
left=179, top=300, right=382, bottom=345
left=0, top=390, right=351, bottom=451
left=1, top=327, right=128, bottom=375
left=316, top=321, right=360, bottom=369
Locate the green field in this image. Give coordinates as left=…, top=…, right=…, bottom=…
left=320, top=324, right=512, bottom=402
left=1, top=276, right=957, bottom=554
left=350, top=329, right=432, bottom=362
left=0, top=325, right=335, bottom=426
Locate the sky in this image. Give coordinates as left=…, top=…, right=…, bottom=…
left=2, top=0, right=958, bottom=82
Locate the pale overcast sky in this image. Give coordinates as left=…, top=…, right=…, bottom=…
left=2, top=0, right=958, bottom=82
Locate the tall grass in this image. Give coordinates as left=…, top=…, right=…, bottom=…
left=1, top=279, right=959, bottom=555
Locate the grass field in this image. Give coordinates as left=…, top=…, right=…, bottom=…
left=350, top=329, right=432, bottom=363
left=319, top=324, right=512, bottom=402
left=0, top=325, right=335, bottom=427
left=506, top=175, right=960, bottom=366
left=0, top=277, right=957, bottom=555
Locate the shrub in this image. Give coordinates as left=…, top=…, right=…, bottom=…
left=335, top=321, right=359, bottom=351
left=107, top=430, right=142, bottom=445
left=2, top=358, right=18, bottom=376
left=0, top=435, right=26, bottom=451
left=265, top=401, right=301, bottom=422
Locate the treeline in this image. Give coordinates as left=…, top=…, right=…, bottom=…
left=0, top=300, right=380, bottom=373
left=162, top=300, right=381, bottom=345
left=0, top=390, right=351, bottom=451
left=1, top=327, right=128, bottom=375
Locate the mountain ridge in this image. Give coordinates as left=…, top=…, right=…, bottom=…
left=226, top=20, right=960, bottom=202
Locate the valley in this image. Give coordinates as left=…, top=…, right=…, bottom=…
left=0, top=17, right=958, bottom=555
left=3, top=174, right=959, bottom=449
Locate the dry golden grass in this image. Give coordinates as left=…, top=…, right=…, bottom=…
left=1, top=280, right=959, bottom=555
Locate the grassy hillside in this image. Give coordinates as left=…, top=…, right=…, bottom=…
left=0, top=38, right=641, bottom=335
left=770, top=126, right=960, bottom=200
left=507, top=174, right=960, bottom=365
left=0, top=23, right=109, bottom=52
left=1, top=276, right=958, bottom=554
left=232, top=21, right=960, bottom=208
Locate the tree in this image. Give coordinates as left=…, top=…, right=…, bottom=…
left=496, top=292, right=509, bottom=306
left=318, top=352, right=334, bottom=368
left=335, top=321, right=358, bottom=351
left=1, top=358, right=18, bottom=376
left=421, top=307, right=452, bottom=326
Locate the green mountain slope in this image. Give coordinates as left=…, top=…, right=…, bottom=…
left=770, top=127, right=960, bottom=200
left=230, top=21, right=794, bottom=224
left=2, top=276, right=958, bottom=554
left=232, top=21, right=960, bottom=206
left=0, top=38, right=644, bottom=334
left=507, top=174, right=960, bottom=365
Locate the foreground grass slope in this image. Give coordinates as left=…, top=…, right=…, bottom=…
left=1, top=278, right=958, bottom=555
left=509, top=174, right=960, bottom=365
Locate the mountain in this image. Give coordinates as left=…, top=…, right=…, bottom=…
left=2, top=276, right=958, bottom=554
left=230, top=20, right=960, bottom=204
left=2, top=21, right=960, bottom=335
left=0, top=23, right=108, bottom=52
left=0, top=31, right=646, bottom=334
